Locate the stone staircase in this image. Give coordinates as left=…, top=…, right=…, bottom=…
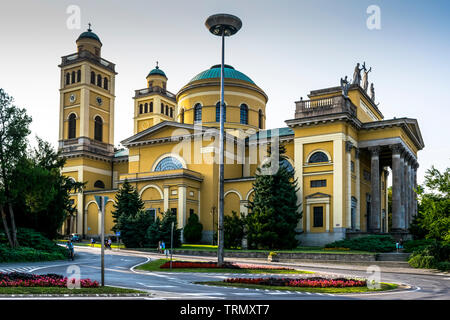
left=376, top=252, right=411, bottom=262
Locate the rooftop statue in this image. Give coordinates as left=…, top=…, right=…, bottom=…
left=362, top=62, right=372, bottom=92
left=352, top=63, right=363, bottom=86
left=370, top=83, right=375, bottom=102
left=340, top=76, right=351, bottom=97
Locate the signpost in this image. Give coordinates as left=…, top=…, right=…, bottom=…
left=116, top=231, right=121, bottom=250
left=95, top=195, right=108, bottom=287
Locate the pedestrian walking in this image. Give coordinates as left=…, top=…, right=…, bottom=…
left=108, top=237, right=112, bottom=250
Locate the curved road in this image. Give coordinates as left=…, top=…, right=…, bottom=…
left=0, top=246, right=448, bottom=300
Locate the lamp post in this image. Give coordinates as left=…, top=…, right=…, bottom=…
left=205, top=14, right=242, bottom=266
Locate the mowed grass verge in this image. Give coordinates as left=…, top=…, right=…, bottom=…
left=196, top=281, right=398, bottom=294
left=0, top=286, right=146, bottom=295
left=135, top=259, right=313, bottom=274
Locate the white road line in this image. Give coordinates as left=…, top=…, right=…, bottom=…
left=232, top=292, right=261, bottom=296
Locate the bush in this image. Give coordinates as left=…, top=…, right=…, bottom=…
left=144, top=218, right=161, bottom=248
left=436, top=261, right=450, bottom=271
left=325, top=235, right=396, bottom=253
left=224, top=211, right=245, bottom=249
left=403, top=239, right=436, bottom=253
left=183, top=213, right=203, bottom=243
left=408, top=254, right=436, bottom=269
left=0, top=228, right=67, bottom=262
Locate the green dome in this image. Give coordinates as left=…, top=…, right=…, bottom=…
left=147, top=66, right=167, bottom=78
left=189, top=65, right=255, bottom=84
left=77, top=29, right=102, bottom=44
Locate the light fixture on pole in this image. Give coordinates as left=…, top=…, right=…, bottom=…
left=205, top=13, right=242, bottom=266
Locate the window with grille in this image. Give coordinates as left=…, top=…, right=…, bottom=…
left=154, top=157, right=183, bottom=171
left=308, top=152, right=329, bottom=163
left=194, top=103, right=202, bottom=122
left=313, top=206, right=324, bottom=227
left=310, top=179, right=327, bottom=188
left=240, top=104, right=248, bottom=125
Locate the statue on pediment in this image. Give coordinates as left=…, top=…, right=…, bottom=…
left=370, top=83, right=375, bottom=101
left=340, top=76, right=351, bottom=97
left=352, top=63, right=363, bottom=86
left=362, top=62, right=372, bottom=92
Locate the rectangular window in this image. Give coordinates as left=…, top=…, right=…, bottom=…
left=189, top=209, right=194, bottom=217
left=171, top=208, right=177, bottom=216
left=363, top=170, right=371, bottom=181
left=351, top=161, right=355, bottom=173
left=313, top=206, right=324, bottom=228
left=310, top=179, right=327, bottom=188
left=147, top=209, right=156, bottom=222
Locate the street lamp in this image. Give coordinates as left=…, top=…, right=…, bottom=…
left=205, top=14, right=242, bottom=266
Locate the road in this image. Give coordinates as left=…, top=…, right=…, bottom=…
left=0, top=246, right=449, bottom=300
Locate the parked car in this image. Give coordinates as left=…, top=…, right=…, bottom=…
left=70, top=233, right=82, bottom=242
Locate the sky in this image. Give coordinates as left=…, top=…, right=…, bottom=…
left=0, top=0, right=449, bottom=185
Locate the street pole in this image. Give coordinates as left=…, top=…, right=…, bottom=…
left=205, top=13, right=242, bottom=267
left=100, top=196, right=105, bottom=287
left=170, top=221, right=174, bottom=270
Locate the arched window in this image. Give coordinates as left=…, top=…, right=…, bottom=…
left=68, top=113, right=76, bottom=139
left=258, top=109, right=263, bottom=129
left=154, top=157, right=183, bottom=172
left=180, top=109, right=185, bottom=123
left=308, top=151, right=329, bottom=164
left=97, top=74, right=102, bottom=87
left=150, top=102, right=153, bottom=112
left=281, top=159, right=294, bottom=174
left=94, top=180, right=105, bottom=188
left=170, top=108, right=173, bottom=118
left=77, top=70, right=81, bottom=82
left=94, top=116, right=103, bottom=142
left=240, top=104, right=249, bottom=125
left=194, top=103, right=202, bottom=122
left=216, top=102, right=226, bottom=122
left=71, top=71, right=75, bottom=84
left=66, top=73, right=70, bottom=85
left=161, top=103, right=164, bottom=113
left=103, top=77, right=108, bottom=90
left=90, top=71, right=95, bottom=84
left=139, top=104, right=143, bottom=114
left=144, top=103, right=148, bottom=113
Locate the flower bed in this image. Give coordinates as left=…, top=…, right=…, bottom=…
left=224, top=277, right=367, bottom=288
left=0, top=272, right=99, bottom=288
left=159, top=261, right=293, bottom=270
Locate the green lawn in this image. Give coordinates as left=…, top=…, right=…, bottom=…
left=0, top=286, right=146, bottom=295
left=178, top=244, right=376, bottom=255
left=196, top=281, right=398, bottom=294
left=136, top=259, right=313, bottom=274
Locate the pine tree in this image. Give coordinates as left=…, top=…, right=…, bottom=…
left=159, top=210, right=181, bottom=248
left=183, top=213, right=203, bottom=243
left=111, top=179, right=144, bottom=232
left=246, top=144, right=300, bottom=249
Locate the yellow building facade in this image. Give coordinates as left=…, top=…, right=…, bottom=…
left=59, top=28, right=424, bottom=246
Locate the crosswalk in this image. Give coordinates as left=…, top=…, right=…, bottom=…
left=0, top=266, right=35, bottom=273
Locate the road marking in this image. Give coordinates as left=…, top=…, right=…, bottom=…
left=137, top=282, right=175, bottom=288
left=232, top=292, right=261, bottom=296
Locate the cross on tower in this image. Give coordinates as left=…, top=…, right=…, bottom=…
left=88, top=22, right=92, bottom=32
left=156, top=61, right=159, bottom=69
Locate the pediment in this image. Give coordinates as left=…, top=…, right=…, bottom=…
left=306, top=192, right=331, bottom=199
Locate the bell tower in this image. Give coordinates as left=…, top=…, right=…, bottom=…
left=133, top=62, right=177, bottom=134
left=58, top=24, right=117, bottom=157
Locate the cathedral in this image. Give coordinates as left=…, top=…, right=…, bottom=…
left=59, top=27, right=424, bottom=246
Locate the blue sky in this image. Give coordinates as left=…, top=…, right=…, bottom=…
left=0, top=0, right=449, bottom=184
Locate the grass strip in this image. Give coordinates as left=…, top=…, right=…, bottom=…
left=135, top=259, right=313, bottom=274
left=195, top=281, right=398, bottom=294
left=0, top=286, right=146, bottom=295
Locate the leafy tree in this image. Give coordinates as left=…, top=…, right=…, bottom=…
left=11, top=138, right=83, bottom=239
left=413, top=166, right=450, bottom=244
left=246, top=144, right=300, bottom=249
left=159, top=210, right=181, bottom=248
left=0, top=89, right=32, bottom=247
left=224, top=211, right=245, bottom=249
left=183, top=213, right=203, bottom=243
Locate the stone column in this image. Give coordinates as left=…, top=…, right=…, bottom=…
left=355, top=148, right=361, bottom=231
left=178, top=185, right=187, bottom=228
left=413, top=162, right=419, bottom=220
left=294, top=139, right=304, bottom=232
left=369, top=146, right=381, bottom=232
left=384, top=169, right=389, bottom=233
left=163, top=186, right=169, bottom=212
left=390, top=144, right=402, bottom=231
left=345, top=141, right=353, bottom=230
left=399, top=151, right=406, bottom=230
left=405, top=156, right=412, bottom=229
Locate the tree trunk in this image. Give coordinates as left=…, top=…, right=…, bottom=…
left=1, top=205, right=14, bottom=248
left=7, top=202, right=18, bottom=247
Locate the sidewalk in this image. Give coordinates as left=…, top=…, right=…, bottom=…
left=111, top=247, right=449, bottom=277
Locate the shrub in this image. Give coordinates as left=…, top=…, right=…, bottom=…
left=436, top=261, right=450, bottom=271
left=183, top=213, right=203, bottom=243
left=224, top=211, right=245, bottom=249
left=408, top=254, right=436, bottom=269
left=325, top=235, right=396, bottom=252
left=403, top=239, right=436, bottom=253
